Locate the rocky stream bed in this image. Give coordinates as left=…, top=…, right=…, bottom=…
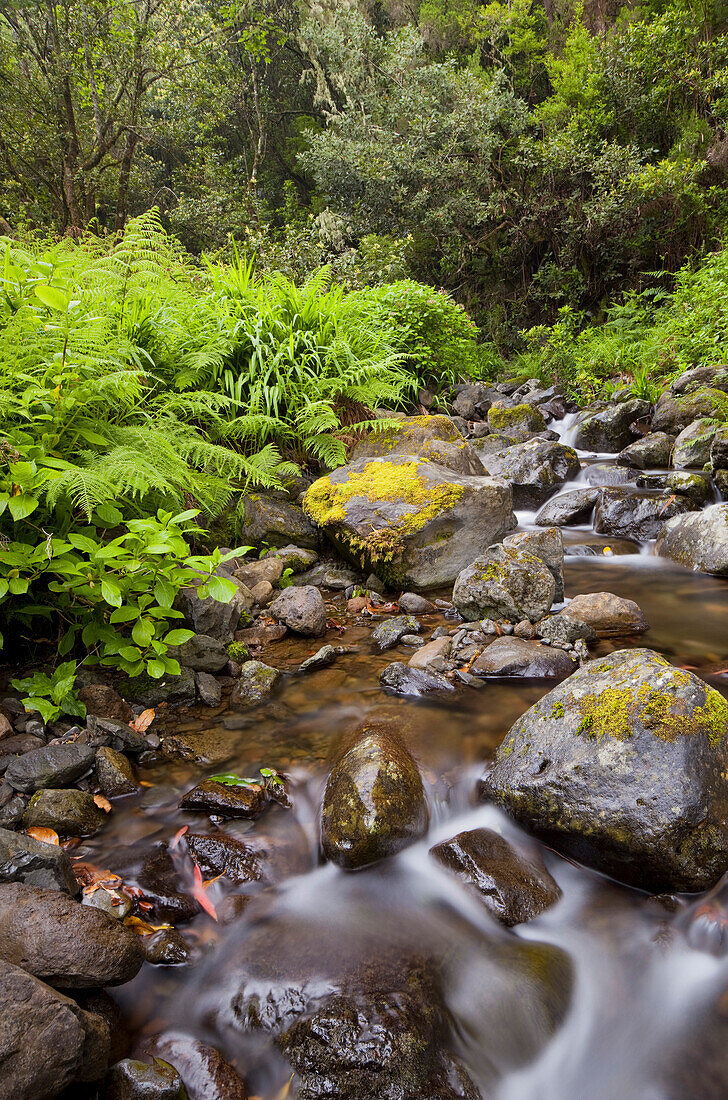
left=2, top=369, right=728, bottom=1099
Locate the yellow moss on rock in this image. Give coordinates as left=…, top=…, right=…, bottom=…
left=573, top=675, right=728, bottom=744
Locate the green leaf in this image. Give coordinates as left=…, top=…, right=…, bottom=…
left=132, top=618, right=155, bottom=648
left=162, top=657, right=181, bottom=675
left=205, top=574, right=237, bottom=602
left=146, top=658, right=166, bottom=679
left=110, top=605, right=140, bottom=623
left=77, top=428, right=110, bottom=446
left=8, top=493, right=39, bottom=521
left=101, top=577, right=123, bottom=607
left=208, top=773, right=258, bottom=787
left=94, top=503, right=123, bottom=526
left=153, top=577, right=176, bottom=608
left=163, top=628, right=194, bottom=646
left=119, top=645, right=142, bottom=661
left=35, top=284, right=69, bottom=312
left=8, top=577, right=29, bottom=595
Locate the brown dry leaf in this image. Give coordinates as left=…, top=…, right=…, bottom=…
left=130, top=707, right=156, bottom=733
left=93, top=793, right=113, bottom=813
left=123, top=914, right=173, bottom=936
left=73, top=861, right=123, bottom=892
left=25, top=826, right=60, bottom=846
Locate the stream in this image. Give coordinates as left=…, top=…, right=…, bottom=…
left=80, top=438, right=728, bottom=1100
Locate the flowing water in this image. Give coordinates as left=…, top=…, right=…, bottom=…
left=81, top=442, right=728, bottom=1099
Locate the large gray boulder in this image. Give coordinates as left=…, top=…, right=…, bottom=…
left=652, top=387, right=728, bottom=434
left=268, top=585, right=327, bottom=636
left=178, top=580, right=253, bottom=641
left=672, top=419, right=720, bottom=468
left=321, top=723, right=429, bottom=868
left=483, top=649, right=728, bottom=891
left=452, top=544, right=556, bottom=623
left=535, top=487, right=598, bottom=527
left=617, top=432, right=674, bottom=469
left=504, top=527, right=564, bottom=601
left=480, top=439, right=580, bottom=508
left=656, top=502, right=728, bottom=575
left=573, top=399, right=650, bottom=452
left=5, top=743, right=96, bottom=793
left=593, top=487, right=695, bottom=541
left=303, top=455, right=515, bottom=589
left=486, top=402, right=547, bottom=442
left=350, top=414, right=485, bottom=475
left=236, top=492, right=318, bottom=549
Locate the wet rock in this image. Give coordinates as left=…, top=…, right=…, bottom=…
left=593, top=487, right=695, bottom=541
left=144, top=928, right=191, bottom=966
left=321, top=726, right=430, bottom=868
left=0, top=824, right=78, bottom=893
left=0, top=794, right=25, bottom=827
left=82, top=884, right=132, bottom=921
left=481, top=439, right=580, bottom=507
left=487, top=402, right=547, bottom=442
left=142, top=1033, right=248, bottom=1100
left=133, top=846, right=198, bottom=924
left=168, top=633, right=228, bottom=672
left=656, top=502, right=728, bottom=575
left=23, top=788, right=106, bottom=836
left=715, top=468, right=728, bottom=497
left=195, top=671, right=222, bottom=707
left=653, top=386, right=728, bottom=435
left=132, top=666, right=197, bottom=708
left=483, top=648, right=728, bottom=891
left=453, top=544, right=556, bottom=623
left=430, top=827, right=561, bottom=925
left=185, top=832, right=264, bottom=884
left=78, top=683, right=134, bottom=723
left=711, top=425, right=728, bottom=469
left=302, top=455, right=515, bottom=590
left=372, top=614, right=421, bottom=650
left=233, top=556, right=283, bottom=590
left=504, top=526, right=564, bottom=602
left=268, top=585, right=327, bottom=636
left=106, top=1057, right=183, bottom=1099
left=380, top=662, right=454, bottom=696
left=235, top=621, right=287, bottom=648
left=0, top=958, right=110, bottom=1098
left=617, top=432, right=674, bottom=469
left=350, top=414, right=486, bottom=476
left=268, top=545, right=319, bottom=574
left=452, top=384, right=497, bottom=420
left=671, top=365, right=728, bottom=395
left=178, top=580, right=253, bottom=642
left=408, top=636, right=452, bottom=669
left=180, top=779, right=266, bottom=819
left=5, top=742, right=96, bottom=792
left=564, top=591, right=648, bottom=637
left=574, top=399, right=651, bottom=452
left=473, top=637, right=576, bottom=678
left=662, top=469, right=713, bottom=505
left=250, top=579, right=274, bottom=605
left=295, top=562, right=363, bottom=589
left=96, top=746, right=138, bottom=797
left=236, top=492, right=318, bottom=549
left=0, top=882, right=144, bottom=986
left=672, top=419, right=719, bottom=468
left=535, top=615, right=597, bottom=646
left=534, top=487, right=599, bottom=527
left=298, top=644, right=339, bottom=673
left=230, top=660, right=281, bottom=708
left=398, top=591, right=435, bottom=613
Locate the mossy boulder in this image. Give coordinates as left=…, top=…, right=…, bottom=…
left=711, top=425, right=728, bottom=470
left=573, top=398, right=651, bottom=453
left=481, top=439, right=581, bottom=508
left=230, top=660, right=281, bottom=708
left=452, top=543, right=556, bottom=623
left=302, top=455, right=515, bottom=589
left=504, top=526, right=564, bottom=601
left=653, top=386, right=728, bottom=435
left=320, top=725, right=429, bottom=868
left=350, top=414, right=485, bottom=476
left=672, top=419, right=720, bottom=469
left=482, top=648, right=728, bottom=891
left=656, top=502, right=728, bottom=575
left=617, top=431, right=674, bottom=469
left=487, top=403, right=547, bottom=442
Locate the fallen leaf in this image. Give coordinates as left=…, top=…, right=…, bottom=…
left=123, top=915, right=174, bottom=936
left=169, top=824, right=189, bottom=849
left=25, top=826, right=60, bottom=846
left=93, top=793, right=113, bottom=813
left=191, top=860, right=218, bottom=921
left=130, top=707, right=156, bottom=733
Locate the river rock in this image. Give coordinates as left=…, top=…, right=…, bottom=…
left=351, top=414, right=486, bottom=476
left=408, top=636, right=452, bottom=669
left=656, top=502, right=728, bottom=575
left=453, top=544, right=556, bottom=623
left=178, top=580, right=253, bottom=642
left=593, top=487, right=695, bottom=541
left=302, top=455, right=515, bottom=589
left=0, top=958, right=110, bottom=1098
left=483, top=648, right=728, bottom=891
left=233, top=556, right=283, bottom=590
left=5, top=742, right=96, bottom=792
left=711, top=425, right=728, bottom=469
left=195, top=670, right=222, bottom=706
left=653, top=386, right=728, bottom=434
left=617, top=432, right=674, bottom=469
left=372, top=614, right=420, bottom=650
left=574, top=398, right=651, bottom=452
left=230, top=660, right=281, bottom=707
left=23, top=788, right=106, bottom=836
left=504, top=527, right=564, bottom=601
left=672, top=419, right=719, bottom=468
left=268, top=585, right=327, bottom=636
left=487, top=402, right=547, bottom=442
left=96, top=746, right=138, bottom=797
left=453, top=383, right=497, bottom=420
left=168, top=633, right=228, bottom=672
left=180, top=779, right=266, bottom=819
left=321, top=725, right=429, bottom=868
left=481, top=439, right=580, bottom=507
left=472, top=637, right=576, bottom=678
left=185, top=832, right=264, bottom=884
left=106, top=1058, right=183, bottom=1100
left=380, top=662, right=454, bottom=696
left=236, top=492, right=318, bottom=549
left=141, top=1033, right=248, bottom=1100
left=133, top=846, right=198, bottom=924
left=535, top=615, right=597, bottom=646
left=78, top=683, right=134, bottom=723
left=0, top=882, right=144, bottom=986
left=535, top=487, right=599, bottom=526
left=671, top=365, right=728, bottom=395
left=398, top=591, right=435, bottom=613
left=564, top=591, right=648, bottom=637
left=0, top=825, right=78, bottom=893
left=430, top=827, right=561, bottom=925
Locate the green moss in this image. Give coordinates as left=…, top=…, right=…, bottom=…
left=695, top=688, right=728, bottom=746
left=551, top=702, right=564, bottom=719
left=487, top=403, right=545, bottom=432
left=576, top=688, right=633, bottom=740
left=573, top=676, right=727, bottom=745
left=226, top=641, right=250, bottom=663
left=687, top=386, right=728, bottom=422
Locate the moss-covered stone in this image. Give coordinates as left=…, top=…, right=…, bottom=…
left=487, top=403, right=547, bottom=441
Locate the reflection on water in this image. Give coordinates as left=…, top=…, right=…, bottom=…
left=85, top=542, right=728, bottom=1098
